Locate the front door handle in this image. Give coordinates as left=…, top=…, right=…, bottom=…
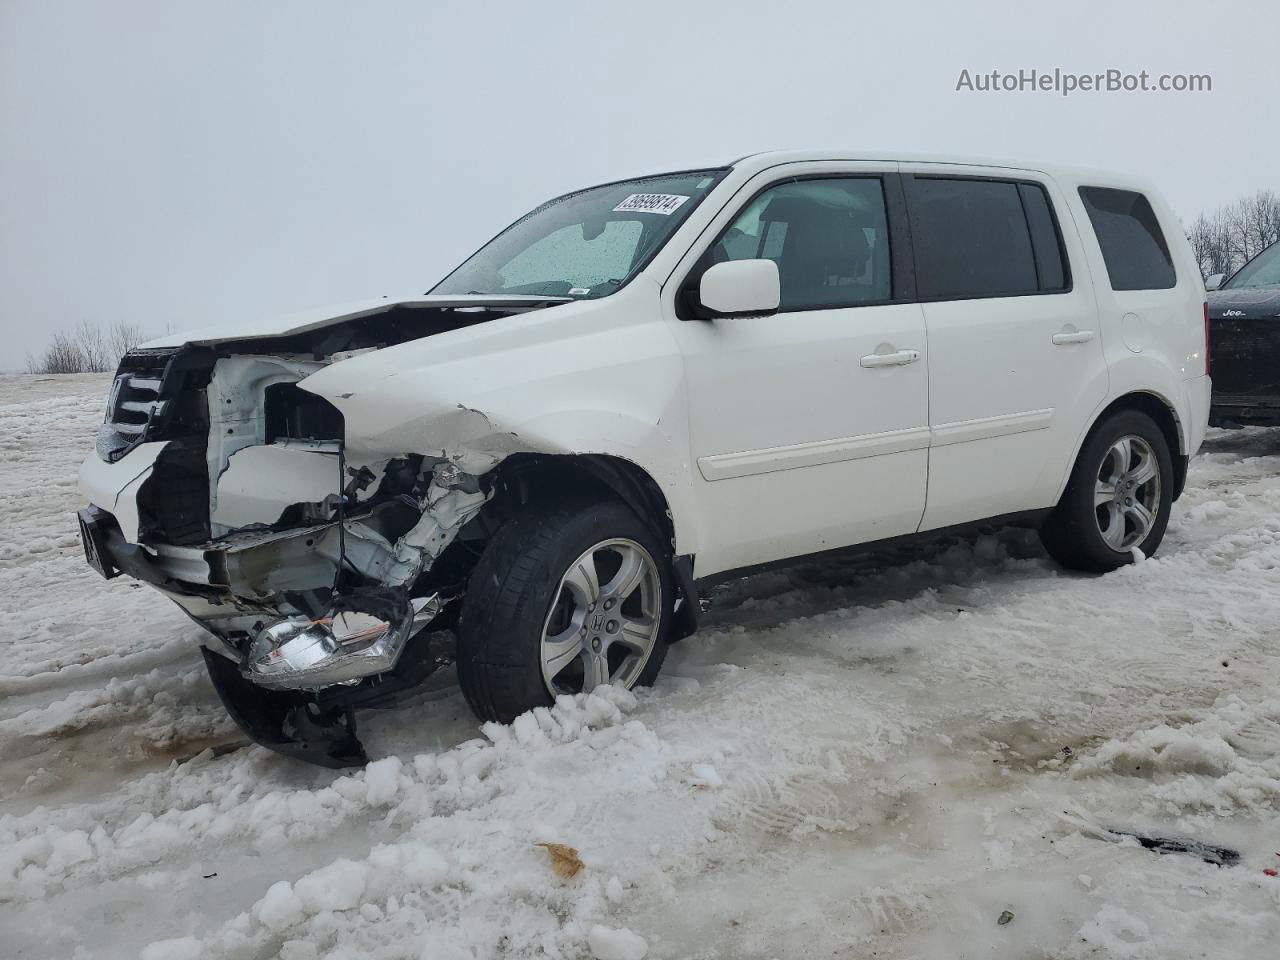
left=1052, top=329, right=1095, bottom=345
left=860, top=349, right=921, bottom=368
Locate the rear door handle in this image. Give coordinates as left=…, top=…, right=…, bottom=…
left=860, top=349, right=921, bottom=368
left=1052, top=330, right=1095, bottom=345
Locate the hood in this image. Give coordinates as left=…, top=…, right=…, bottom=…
left=140, top=295, right=570, bottom=349
left=1207, top=285, right=1280, bottom=321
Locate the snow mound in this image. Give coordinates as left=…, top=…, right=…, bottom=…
left=294, top=858, right=370, bottom=913
left=255, top=879, right=305, bottom=931
left=1076, top=696, right=1280, bottom=812
left=588, top=924, right=648, bottom=960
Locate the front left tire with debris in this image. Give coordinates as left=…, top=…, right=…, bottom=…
left=457, top=497, right=673, bottom=722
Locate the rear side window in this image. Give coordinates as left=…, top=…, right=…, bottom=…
left=908, top=178, right=1039, bottom=299
left=1078, top=186, right=1176, bottom=291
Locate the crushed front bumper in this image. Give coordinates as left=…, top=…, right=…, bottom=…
left=77, top=505, right=168, bottom=585
left=77, top=410, right=491, bottom=767
left=78, top=502, right=455, bottom=767
left=77, top=504, right=435, bottom=685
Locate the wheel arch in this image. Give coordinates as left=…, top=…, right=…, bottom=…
left=488, top=452, right=678, bottom=550
left=463, top=452, right=700, bottom=641
left=1076, top=390, right=1188, bottom=501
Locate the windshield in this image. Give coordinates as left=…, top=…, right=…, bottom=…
left=1225, top=241, right=1280, bottom=289
left=431, top=169, right=725, bottom=299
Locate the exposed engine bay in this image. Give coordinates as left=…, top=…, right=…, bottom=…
left=79, top=300, right=563, bottom=765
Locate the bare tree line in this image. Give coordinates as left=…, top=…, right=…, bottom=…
left=1187, top=189, right=1280, bottom=280
left=26, top=320, right=148, bottom=375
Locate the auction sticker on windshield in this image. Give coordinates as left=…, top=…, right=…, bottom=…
left=613, top=193, right=690, bottom=215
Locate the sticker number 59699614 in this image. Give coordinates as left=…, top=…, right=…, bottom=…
left=612, top=193, right=690, bottom=215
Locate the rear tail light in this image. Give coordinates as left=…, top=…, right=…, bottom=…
left=1203, top=302, right=1212, bottom=376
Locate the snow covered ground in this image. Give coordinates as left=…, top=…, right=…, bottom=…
left=2, top=372, right=1279, bottom=960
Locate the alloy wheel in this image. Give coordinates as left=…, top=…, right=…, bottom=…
left=1094, top=434, right=1161, bottom=551
left=539, top=538, right=662, bottom=695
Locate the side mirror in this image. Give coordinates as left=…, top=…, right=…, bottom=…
left=1205, top=273, right=1225, bottom=291
left=696, top=259, right=780, bottom=319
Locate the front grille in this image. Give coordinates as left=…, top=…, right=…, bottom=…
left=94, top=346, right=214, bottom=544
left=1210, top=318, right=1280, bottom=397
left=111, top=374, right=166, bottom=434
left=97, top=350, right=178, bottom=462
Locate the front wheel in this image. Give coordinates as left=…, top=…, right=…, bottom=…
left=457, top=498, right=673, bottom=722
left=1039, top=409, right=1174, bottom=572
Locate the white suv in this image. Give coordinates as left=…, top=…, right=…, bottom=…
left=78, top=151, right=1211, bottom=766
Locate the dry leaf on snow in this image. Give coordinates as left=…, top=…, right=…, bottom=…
left=535, top=843, right=584, bottom=879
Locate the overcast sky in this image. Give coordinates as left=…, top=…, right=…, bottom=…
left=2, top=0, right=1277, bottom=370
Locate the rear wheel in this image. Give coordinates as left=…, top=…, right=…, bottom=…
left=1039, top=409, right=1174, bottom=572
left=457, top=498, right=672, bottom=722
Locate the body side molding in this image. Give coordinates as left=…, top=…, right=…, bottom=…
left=696, top=409, right=1053, bottom=482
left=697, top=426, right=932, bottom=481
left=929, top=408, right=1055, bottom=447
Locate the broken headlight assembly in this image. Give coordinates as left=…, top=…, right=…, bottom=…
left=245, top=590, right=444, bottom=690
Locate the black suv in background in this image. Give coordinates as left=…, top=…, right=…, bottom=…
left=1207, top=240, right=1280, bottom=426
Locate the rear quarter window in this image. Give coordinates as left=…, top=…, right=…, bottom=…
left=1078, top=186, right=1176, bottom=291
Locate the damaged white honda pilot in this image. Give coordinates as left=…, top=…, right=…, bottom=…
left=78, top=150, right=1211, bottom=766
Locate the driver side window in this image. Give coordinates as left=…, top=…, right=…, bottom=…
left=711, top=178, right=892, bottom=310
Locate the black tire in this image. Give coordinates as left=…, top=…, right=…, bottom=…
left=456, top=497, right=673, bottom=723
left=1039, top=409, right=1174, bottom=573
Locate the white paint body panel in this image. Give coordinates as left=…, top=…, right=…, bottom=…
left=79, top=440, right=169, bottom=542
left=212, top=444, right=340, bottom=530
left=659, top=159, right=928, bottom=573
left=899, top=162, right=1110, bottom=531
left=298, top=282, right=702, bottom=555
